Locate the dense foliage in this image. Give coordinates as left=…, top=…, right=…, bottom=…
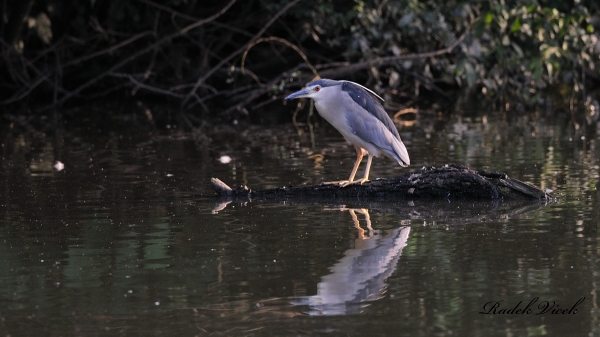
left=1, top=0, right=598, bottom=122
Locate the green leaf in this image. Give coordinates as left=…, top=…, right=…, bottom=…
left=587, top=24, right=594, bottom=33
left=511, top=17, right=521, bottom=33
left=484, top=12, right=493, bottom=25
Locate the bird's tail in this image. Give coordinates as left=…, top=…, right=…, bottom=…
left=392, top=138, right=410, bottom=167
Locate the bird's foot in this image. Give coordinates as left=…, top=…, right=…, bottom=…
left=339, top=178, right=369, bottom=187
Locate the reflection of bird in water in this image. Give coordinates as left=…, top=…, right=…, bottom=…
left=295, top=208, right=411, bottom=316
left=347, top=208, right=373, bottom=240
left=285, top=79, right=410, bottom=186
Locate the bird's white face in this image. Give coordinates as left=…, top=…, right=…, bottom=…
left=284, top=84, right=326, bottom=101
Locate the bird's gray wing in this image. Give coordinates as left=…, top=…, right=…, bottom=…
left=344, top=108, right=404, bottom=162
left=339, top=85, right=409, bottom=165
left=341, top=81, right=400, bottom=140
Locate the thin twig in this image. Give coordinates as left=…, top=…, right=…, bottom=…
left=0, top=39, right=68, bottom=104
left=110, top=73, right=185, bottom=98
left=241, top=36, right=318, bottom=78
left=84, top=83, right=130, bottom=99
left=0, top=75, right=47, bottom=104
left=218, top=73, right=287, bottom=116
left=63, top=31, right=155, bottom=67
left=169, top=82, right=219, bottom=94
left=400, top=69, right=451, bottom=99
left=130, top=13, right=162, bottom=96
left=192, top=84, right=257, bottom=104
left=133, top=0, right=198, bottom=22
left=230, top=67, right=262, bottom=85
left=393, top=108, right=418, bottom=119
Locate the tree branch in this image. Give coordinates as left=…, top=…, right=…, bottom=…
left=318, top=29, right=469, bottom=79
left=35, top=0, right=237, bottom=112
left=182, top=0, right=302, bottom=107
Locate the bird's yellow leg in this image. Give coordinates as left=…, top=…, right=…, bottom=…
left=360, top=154, right=373, bottom=183
left=340, top=152, right=372, bottom=187
left=321, top=147, right=365, bottom=186
left=347, top=147, right=366, bottom=182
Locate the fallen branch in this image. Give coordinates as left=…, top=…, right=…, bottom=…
left=211, top=164, right=555, bottom=202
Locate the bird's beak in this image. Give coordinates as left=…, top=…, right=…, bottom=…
left=285, top=88, right=311, bottom=100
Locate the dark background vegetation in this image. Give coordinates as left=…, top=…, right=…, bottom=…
left=1, top=0, right=599, bottom=126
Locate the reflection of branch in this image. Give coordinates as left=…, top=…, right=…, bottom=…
left=35, top=0, right=237, bottom=112
left=4, top=114, right=46, bottom=139
left=182, top=0, right=302, bottom=106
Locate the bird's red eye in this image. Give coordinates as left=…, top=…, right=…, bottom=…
left=315, top=86, right=321, bottom=92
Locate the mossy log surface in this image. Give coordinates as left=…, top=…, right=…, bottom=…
left=211, top=164, right=555, bottom=202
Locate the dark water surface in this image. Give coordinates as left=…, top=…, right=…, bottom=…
left=1, top=111, right=598, bottom=336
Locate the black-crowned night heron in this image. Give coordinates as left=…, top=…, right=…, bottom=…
left=285, top=79, right=410, bottom=186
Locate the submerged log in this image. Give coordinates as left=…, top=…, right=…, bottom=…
left=211, top=164, right=555, bottom=202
